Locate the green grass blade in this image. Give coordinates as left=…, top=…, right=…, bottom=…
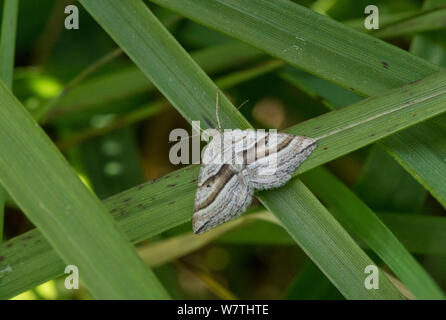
left=378, top=212, right=446, bottom=256
left=344, top=5, right=446, bottom=39
left=280, top=67, right=363, bottom=109
left=45, top=41, right=263, bottom=122
left=80, top=0, right=250, bottom=130
left=0, top=0, right=19, bottom=243
left=2, top=167, right=445, bottom=299
left=287, top=72, right=446, bottom=175
left=282, top=68, right=446, bottom=208
left=285, top=260, right=343, bottom=300
left=301, top=166, right=444, bottom=299
left=0, top=0, right=18, bottom=89
left=371, top=5, right=446, bottom=39
left=150, top=0, right=440, bottom=95
left=0, top=190, right=4, bottom=242
left=2, top=65, right=446, bottom=297
left=360, top=0, right=446, bottom=212
left=216, top=218, right=292, bottom=245
left=355, top=147, right=427, bottom=213
left=379, top=0, right=446, bottom=210
left=78, top=0, right=403, bottom=299
left=151, top=0, right=446, bottom=209
left=281, top=69, right=428, bottom=213
left=0, top=82, right=169, bottom=299
left=218, top=213, right=446, bottom=256
left=258, top=179, right=402, bottom=299
left=56, top=59, right=283, bottom=150
left=343, top=10, right=416, bottom=31
left=138, top=212, right=276, bottom=267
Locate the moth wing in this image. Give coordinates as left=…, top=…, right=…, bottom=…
left=193, top=163, right=254, bottom=234
left=245, top=133, right=317, bottom=190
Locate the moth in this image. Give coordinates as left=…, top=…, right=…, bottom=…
left=193, top=92, right=317, bottom=234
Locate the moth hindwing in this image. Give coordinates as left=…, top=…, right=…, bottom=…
left=193, top=129, right=317, bottom=234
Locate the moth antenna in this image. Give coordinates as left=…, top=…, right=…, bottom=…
left=237, top=99, right=249, bottom=111
left=216, top=89, right=222, bottom=132
left=191, top=120, right=206, bottom=134
left=167, top=117, right=205, bottom=144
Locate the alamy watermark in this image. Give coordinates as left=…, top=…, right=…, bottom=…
left=64, top=265, right=79, bottom=290
left=364, top=5, right=379, bottom=30
left=364, top=264, right=379, bottom=290
left=64, top=5, right=79, bottom=30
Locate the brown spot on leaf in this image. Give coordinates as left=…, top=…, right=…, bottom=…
left=382, top=61, right=389, bottom=69
left=167, top=184, right=177, bottom=188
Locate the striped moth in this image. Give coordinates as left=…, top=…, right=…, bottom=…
left=193, top=92, right=317, bottom=234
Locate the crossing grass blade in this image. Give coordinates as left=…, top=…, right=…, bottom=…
left=371, top=5, right=446, bottom=39
left=78, top=0, right=403, bottom=299
left=344, top=5, right=446, bottom=39
left=0, top=0, right=19, bottom=242
left=285, top=259, right=343, bottom=300
left=217, top=212, right=446, bottom=256
left=3, top=166, right=446, bottom=299
left=0, top=0, right=18, bottom=90
left=282, top=67, right=446, bottom=208
left=150, top=0, right=446, bottom=210
left=301, top=167, right=444, bottom=299
left=383, top=0, right=446, bottom=210
left=149, top=0, right=440, bottom=95
left=0, top=81, right=169, bottom=299
left=281, top=69, right=428, bottom=213
left=354, top=147, right=427, bottom=213
left=2, top=65, right=446, bottom=297
left=55, top=59, right=283, bottom=150
left=138, top=212, right=277, bottom=267
left=44, top=41, right=264, bottom=122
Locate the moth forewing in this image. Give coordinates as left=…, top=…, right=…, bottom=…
left=192, top=91, right=318, bottom=233
left=193, top=125, right=317, bottom=234
left=257, top=130, right=279, bottom=177
left=193, top=162, right=254, bottom=234
left=201, top=128, right=223, bottom=165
